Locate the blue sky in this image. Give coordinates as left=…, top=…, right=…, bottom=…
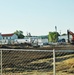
left=0, top=0, right=74, bottom=35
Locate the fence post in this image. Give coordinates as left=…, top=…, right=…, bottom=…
left=1, top=50, right=2, bottom=75
left=53, top=49, right=56, bottom=75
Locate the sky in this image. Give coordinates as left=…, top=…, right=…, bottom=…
left=0, top=0, right=74, bottom=36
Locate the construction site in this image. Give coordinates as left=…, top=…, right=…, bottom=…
left=0, top=30, right=74, bottom=75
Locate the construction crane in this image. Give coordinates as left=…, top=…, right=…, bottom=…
left=67, top=30, right=74, bottom=44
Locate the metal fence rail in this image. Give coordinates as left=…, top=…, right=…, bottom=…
left=0, top=49, right=74, bottom=75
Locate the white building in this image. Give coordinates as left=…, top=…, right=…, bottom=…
left=9, top=35, right=48, bottom=46
left=58, top=35, right=72, bottom=42
left=24, top=36, right=49, bottom=46
left=0, top=33, right=18, bottom=44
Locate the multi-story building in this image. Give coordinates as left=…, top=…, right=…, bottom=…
left=0, top=33, right=18, bottom=44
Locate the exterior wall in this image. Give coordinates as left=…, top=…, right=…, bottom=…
left=11, top=34, right=18, bottom=40
left=24, top=36, right=38, bottom=43
left=38, top=38, right=48, bottom=43
left=1, top=34, right=18, bottom=40
left=0, top=35, right=3, bottom=40
left=38, top=38, right=48, bottom=45
left=14, top=39, right=31, bottom=44
left=2, top=36, right=10, bottom=40
left=0, top=34, right=48, bottom=45
left=14, top=36, right=48, bottom=45
left=0, top=40, right=8, bottom=44
left=0, top=34, right=18, bottom=44
left=58, top=35, right=72, bottom=42
left=25, top=37, right=48, bottom=45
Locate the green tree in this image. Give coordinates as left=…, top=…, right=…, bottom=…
left=14, top=30, right=24, bottom=39
left=48, top=32, right=59, bottom=42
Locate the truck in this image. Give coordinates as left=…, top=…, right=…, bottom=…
left=67, top=30, right=74, bottom=44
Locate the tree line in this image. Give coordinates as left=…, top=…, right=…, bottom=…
left=14, top=30, right=66, bottom=40
left=14, top=30, right=31, bottom=39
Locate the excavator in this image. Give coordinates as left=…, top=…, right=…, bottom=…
left=67, top=30, right=74, bottom=44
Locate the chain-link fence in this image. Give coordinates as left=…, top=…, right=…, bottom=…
left=55, top=50, right=74, bottom=75
left=0, top=49, right=74, bottom=75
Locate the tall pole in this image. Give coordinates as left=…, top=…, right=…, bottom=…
left=55, top=26, right=57, bottom=32
left=67, top=30, right=70, bottom=43
left=53, top=49, right=56, bottom=75
left=55, top=26, right=58, bottom=42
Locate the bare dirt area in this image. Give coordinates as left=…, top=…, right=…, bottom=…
left=0, top=43, right=74, bottom=50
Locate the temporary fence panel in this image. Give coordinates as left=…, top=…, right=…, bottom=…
left=0, top=49, right=74, bottom=75
left=55, top=50, right=74, bottom=75
left=0, top=49, right=53, bottom=75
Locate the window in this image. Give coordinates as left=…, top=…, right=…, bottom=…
left=3, top=37, right=4, bottom=39
left=6, top=37, right=8, bottom=39
left=8, top=37, right=11, bottom=39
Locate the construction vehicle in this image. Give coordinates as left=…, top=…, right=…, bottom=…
left=67, top=30, right=74, bottom=44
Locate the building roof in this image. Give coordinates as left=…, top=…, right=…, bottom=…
left=1, top=33, right=14, bottom=37
left=37, top=35, right=48, bottom=39
left=24, top=35, right=48, bottom=39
